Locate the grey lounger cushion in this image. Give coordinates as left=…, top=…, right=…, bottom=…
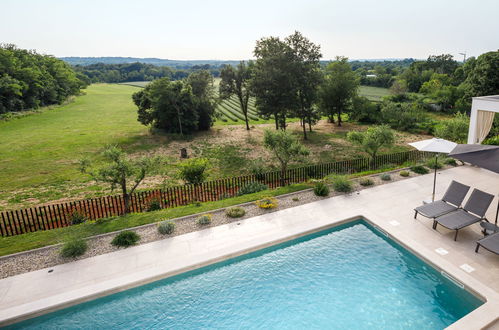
left=476, top=232, right=499, bottom=255
left=415, top=200, right=459, bottom=219
left=435, top=210, right=481, bottom=230
left=434, top=188, right=495, bottom=240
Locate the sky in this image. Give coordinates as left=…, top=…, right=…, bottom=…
left=1, top=0, right=498, bottom=61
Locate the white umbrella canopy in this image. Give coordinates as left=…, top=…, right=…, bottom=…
left=408, top=138, right=457, bottom=201
left=408, top=138, right=457, bottom=153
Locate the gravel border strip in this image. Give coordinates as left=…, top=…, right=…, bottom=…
left=0, top=165, right=453, bottom=279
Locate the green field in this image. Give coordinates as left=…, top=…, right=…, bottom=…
left=118, top=81, right=151, bottom=88
left=359, top=86, right=390, bottom=101
left=0, top=84, right=147, bottom=200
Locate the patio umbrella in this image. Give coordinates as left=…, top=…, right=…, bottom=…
left=449, top=144, right=499, bottom=231
left=409, top=138, right=457, bottom=202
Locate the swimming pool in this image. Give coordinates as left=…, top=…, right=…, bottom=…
left=9, top=220, right=483, bottom=329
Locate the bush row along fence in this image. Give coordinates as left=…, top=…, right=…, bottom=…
left=0, top=150, right=432, bottom=237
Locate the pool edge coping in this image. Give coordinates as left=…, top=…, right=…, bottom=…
left=1, top=213, right=498, bottom=329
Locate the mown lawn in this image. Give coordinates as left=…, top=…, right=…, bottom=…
left=0, top=84, right=146, bottom=193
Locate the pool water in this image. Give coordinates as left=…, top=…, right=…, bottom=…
left=9, top=220, right=483, bottom=329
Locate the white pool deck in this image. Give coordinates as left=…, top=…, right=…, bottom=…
left=1, top=165, right=499, bottom=328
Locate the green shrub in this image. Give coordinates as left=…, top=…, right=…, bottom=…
left=111, top=231, right=140, bottom=247
left=226, top=207, right=246, bottom=218
left=444, top=158, right=458, bottom=166
left=426, top=158, right=443, bottom=169
left=333, top=176, right=353, bottom=193
left=147, top=198, right=161, bottom=212
left=292, top=197, right=300, bottom=202
left=399, top=170, right=410, bottom=177
left=410, top=165, right=429, bottom=174
left=197, top=214, right=212, bottom=225
left=483, top=136, right=499, bottom=145
left=60, top=238, right=88, bottom=258
left=157, top=221, right=175, bottom=235
left=380, top=173, right=391, bottom=181
left=69, top=210, right=87, bottom=225
left=359, top=178, right=374, bottom=186
left=237, top=181, right=268, bottom=196
left=313, top=182, right=330, bottom=196
left=178, top=158, right=209, bottom=184
left=255, top=197, right=278, bottom=209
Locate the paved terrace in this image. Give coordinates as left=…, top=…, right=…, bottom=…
left=0, top=165, right=498, bottom=329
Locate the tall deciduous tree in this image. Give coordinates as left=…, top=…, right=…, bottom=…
left=250, top=37, right=296, bottom=130
left=186, top=70, right=216, bottom=130
left=263, top=129, right=309, bottom=185
left=285, top=31, right=323, bottom=139
left=319, top=57, right=359, bottom=126
left=133, top=78, right=198, bottom=135
left=219, top=62, right=253, bottom=130
left=79, top=146, right=159, bottom=214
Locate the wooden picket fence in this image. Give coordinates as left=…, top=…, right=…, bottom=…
left=0, top=150, right=431, bottom=237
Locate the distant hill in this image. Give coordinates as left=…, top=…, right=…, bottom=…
left=60, top=57, right=418, bottom=67
left=60, top=57, right=241, bottom=68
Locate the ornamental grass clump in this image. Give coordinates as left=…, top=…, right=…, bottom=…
left=157, top=221, right=175, bottom=235
left=399, top=170, right=410, bottom=177
left=332, top=176, right=353, bottom=193
left=426, top=158, right=443, bottom=169
left=111, top=231, right=140, bottom=248
left=444, top=158, right=457, bottom=166
left=380, top=173, right=391, bottom=181
left=60, top=238, right=88, bottom=258
left=237, top=182, right=268, bottom=196
left=69, top=210, right=87, bottom=225
left=359, top=178, right=374, bottom=186
left=410, top=165, right=429, bottom=174
left=256, top=197, right=278, bottom=209
left=147, top=198, right=162, bottom=212
left=313, top=181, right=330, bottom=197
left=226, top=207, right=246, bottom=218
left=197, top=214, right=212, bottom=225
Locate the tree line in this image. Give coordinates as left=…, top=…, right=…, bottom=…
left=131, top=32, right=498, bottom=143
left=72, top=62, right=225, bottom=84
left=0, top=44, right=86, bottom=114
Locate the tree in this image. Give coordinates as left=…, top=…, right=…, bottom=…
left=389, top=79, right=408, bottom=96
left=349, top=96, right=381, bottom=124
left=461, top=51, right=499, bottom=99
left=434, top=112, right=469, bottom=143
left=186, top=70, right=216, bottom=130
left=380, top=101, right=429, bottom=132
left=250, top=36, right=297, bottom=130
left=347, top=125, right=394, bottom=162
left=219, top=62, right=252, bottom=130
left=263, top=130, right=309, bottom=185
left=319, top=57, right=359, bottom=126
left=285, top=31, right=323, bottom=139
left=79, top=146, right=159, bottom=214
left=133, top=78, right=198, bottom=135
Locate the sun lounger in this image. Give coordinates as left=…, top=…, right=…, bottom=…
left=414, top=180, right=470, bottom=220
left=475, top=231, right=499, bottom=254
left=434, top=189, right=494, bottom=241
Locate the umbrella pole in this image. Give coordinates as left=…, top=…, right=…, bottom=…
left=495, top=197, right=499, bottom=228
left=432, top=154, right=437, bottom=202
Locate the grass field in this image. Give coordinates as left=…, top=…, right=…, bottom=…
left=359, top=86, right=390, bottom=101
left=0, top=84, right=151, bottom=208
left=0, top=83, right=425, bottom=211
